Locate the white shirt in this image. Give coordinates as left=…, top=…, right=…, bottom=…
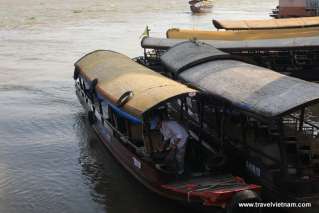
left=160, top=121, right=188, bottom=148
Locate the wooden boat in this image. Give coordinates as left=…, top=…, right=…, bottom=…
left=212, top=16, right=319, bottom=31
left=165, top=27, right=319, bottom=80
left=137, top=41, right=319, bottom=213
left=189, top=0, right=213, bottom=13
left=166, top=27, right=319, bottom=41
left=140, top=36, right=319, bottom=81
left=213, top=16, right=319, bottom=30
left=73, top=50, right=262, bottom=212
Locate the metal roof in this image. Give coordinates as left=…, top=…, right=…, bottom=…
left=75, top=50, right=196, bottom=118
left=160, top=42, right=319, bottom=117
left=166, top=27, right=319, bottom=41
left=141, top=36, right=319, bottom=51
left=160, top=41, right=241, bottom=74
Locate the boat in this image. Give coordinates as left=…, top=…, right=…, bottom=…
left=137, top=40, right=319, bottom=213
left=272, top=0, right=319, bottom=18
left=73, top=50, right=262, bottom=212
left=189, top=0, right=213, bottom=13
left=166, top=27, right=319, bottom=41
left=212, top=16, right=319, bottom=31
left=140, top=36, right=319, bottom=81
left=165, top=27, right=319, bottom=80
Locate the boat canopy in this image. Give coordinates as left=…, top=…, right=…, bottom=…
left=141, top=36, right=319, bottom=51
left=166, top=27, right=319, bottom=40
left=160, top=41, right=242, bottom=74
left=212, top=17, right=319, bottom=30
left=160, top=42, right=319, bottom=118
left=75, top=50, right=196, bottom=119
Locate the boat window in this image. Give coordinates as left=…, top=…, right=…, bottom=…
left=145, top=129, right=163, bottom=153
left=281, top=106, right=319, bottom=177
left=128, top=124, right=144, bottom=147
left=185, top=97, right=200, bottom=123
left=202, top=104, right=218, bottom=132
left=108, top=107, right=129, bottom=136
left=223, top=107, right=244, bottom=143
left=245, top=119, right=281, bottom=167
left=107, top=106, right=145, bottom=154
left=146, top=100, right=187, bottom=154
left=170, top=96, right=222, bottom=149
left=101, top=102, right=109, bottom=120
left=147, top=97, right=226, bottom=175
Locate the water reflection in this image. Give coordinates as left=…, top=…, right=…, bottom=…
left=0, top=0, right=280, bottom=212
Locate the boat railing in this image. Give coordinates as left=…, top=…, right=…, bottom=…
left=246, top=144, right=281, bottom=165
left=286, top=114, right=319, bottom=138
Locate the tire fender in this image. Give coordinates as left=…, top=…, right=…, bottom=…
left=226, top=190, right=262, bottom=213
left=116, top=91, right=134, bottom=107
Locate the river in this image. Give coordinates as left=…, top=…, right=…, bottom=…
left=0, top=0, right=277, bottom=212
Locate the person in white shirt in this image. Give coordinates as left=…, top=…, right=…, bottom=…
left=151, top=116, right=189, bottom=175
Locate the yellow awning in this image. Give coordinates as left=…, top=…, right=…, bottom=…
left=166, top=27, right=319, bottom=41
left=213, top=16, right=319, bottom=30
left=75, top=50, right=196, bottom=118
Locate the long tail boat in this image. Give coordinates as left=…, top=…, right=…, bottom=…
left=212, top=16, right=319, bottom=31
left=166, top=27, right=319, bottom=41
left=137, top=40, right=319, bottom=213
left=74, top=50, right=262, bottom=212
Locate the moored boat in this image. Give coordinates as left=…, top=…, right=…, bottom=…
left=212, top=16, right=319, bottom=31
left=166, top=27, right=319, bottom=41
left=74, top=50, right=262, bottom=212
left=141, top=36, right=319, bottom=81
left=272, top=0, right=319, bottom=18
left=137, top=40, right=319, bottom=212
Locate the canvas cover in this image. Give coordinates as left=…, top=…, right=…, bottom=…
left=166, top=27, right=319, bottom=40
left=212, top=17, right=319, bottom=30
left=75, top=50, right=196, bottom=118
left=141, top=36, right=319, bottom=51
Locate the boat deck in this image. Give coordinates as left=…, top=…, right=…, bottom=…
left=161, top=175, right=260, bottom=206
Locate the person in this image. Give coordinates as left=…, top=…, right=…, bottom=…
left=150, top=115, right=189, bottom=175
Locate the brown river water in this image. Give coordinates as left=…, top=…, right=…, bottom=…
left=0, top=0, right=277, bottom=212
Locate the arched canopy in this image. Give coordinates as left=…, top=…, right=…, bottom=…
left=213, top=17, right=319, bottom=30
left=141, top=36, right=319, bottom=51
left=160, top=41, right=319, bottom=118
left=75, top=50, right=196, bottom=119
left=166, top=27, right=319, bottom=41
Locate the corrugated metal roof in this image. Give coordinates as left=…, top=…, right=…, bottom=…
left=160, top=41, right=241, bottom=74
left=75, top=50, right=196, bottom=118
left=166, top=27, right=319, bottom=40
left=141, top=36, right=319, bottom=51
left=160, top=42, right=319, bottom=117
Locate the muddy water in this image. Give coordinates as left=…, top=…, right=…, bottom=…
left=0, top=0, right=277, bottom=212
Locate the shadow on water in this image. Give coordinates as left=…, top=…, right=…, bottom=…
left=75, top=114, right=198, bottom=213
